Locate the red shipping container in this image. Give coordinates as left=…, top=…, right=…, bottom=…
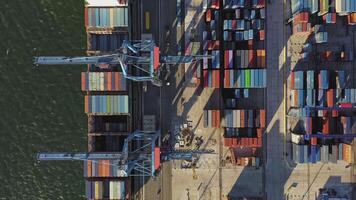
left=206, top=9, right=212, bottom=22
left=260, top=109, right=266, bottom=128
left=240, top=110, right=245, bottom=128
left=84, top=7, right=88, bottom=26
left=224, top=51, right=229, bottom=69
left=232, top=20, right=237, bottom=30
left=248, top=50, right=255, bottom=67
left=208, top=40, right=220, bottom=50
left=332, top=109, right=338, bottom=117
left=214, top=70, right=220, bottom=88
left=251, top=138, right=256, bottom=146
left=339, top=103, right=353, bottom=108
left=224, top=70, right=230, bottom=87
left=154, top=147, right=160, bottom=170
left=224, top=138, right=231, bottom=146
left=216, top=110, right=220, bottom=127
left=212, top=0, right=220, bottom=9
left=311, top=137, right=317, bottom=145
left=257, top=0, right=265, bottom=8
left=257, top=137, right=262, bottom=147
left=248, top=40, right=253, bottom=49
left=232, top=138, right=238, bottom=146
left=81, top=72, right=86, bottom=91
left=257, top=128, right=263, bottom=138
left=203, top=70, right=208, bottom=87
left=327, top=89, right=334, bottom=107
left=323, top=110, right=329, bottom=117
left=290, top=72, right=295, bottom=89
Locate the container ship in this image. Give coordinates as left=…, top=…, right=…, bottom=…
left=84, top=0, right=131, bottom=199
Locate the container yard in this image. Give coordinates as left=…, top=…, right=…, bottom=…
left=22, top=0, right=356, bottom=200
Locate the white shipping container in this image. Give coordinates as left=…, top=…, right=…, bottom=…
left=291, top=133, right=303, bottom=144
left=86, top=0, right=127, bottom=7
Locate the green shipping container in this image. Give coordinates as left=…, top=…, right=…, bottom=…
left=245, top=70, right=251, bottom=88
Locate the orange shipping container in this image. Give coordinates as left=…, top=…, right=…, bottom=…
left=348, top=13, right=356, bottom=24
left=115, top=72, right=120, bottom=90
left=259, top=30, right=265, bottom=40
left=343, top=144, right=352, bottom=163
left=260, top=109, right=266, bottom=128
left=84, top=96, right=89, bottom=113
left=327, top=89, right=334, bottom=107
left=81, top=72, right=86, bottom=91
left=216, top=110, right=220, bottom=127
left=261, top=50, right=266, bottom=67
left=107, top=72, right=112, bottom=91
left=224, top=70, right=230, bottom=87
left=311, top=137, right=317, bottom=145
left=102, top=160, right=110, bottom=177
left=322, top=117, right=329, bottom=134
left=98, top=160, right=104, bottom=177
left=205, top=9, right=212, bottom=22
left=84, top=7, right=88, bottom=26
left=87, top=160, right=92, bottom=177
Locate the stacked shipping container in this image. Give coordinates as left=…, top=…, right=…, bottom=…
left=289, top=0, right=355, bottom=165
left=221, top=0, right=266, bottom=166
left=204, top=4, right=221, bottom=88
left=84, top=95, right=129, bottom=114
left=204, top=110, right=221, bottom=128
left=85, top=180, right=127, bottom=200
left=292, top=143, right=353, bottom=164
left=81, top=72, right=127, bottom=91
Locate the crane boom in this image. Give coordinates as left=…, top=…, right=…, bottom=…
left=37, top=152, right=123, bottom=160
left=34, top=40, right=212, bottom=87
left=37, top=149, right=214, bottom=161
left=34, top=55, right=120, bottom=65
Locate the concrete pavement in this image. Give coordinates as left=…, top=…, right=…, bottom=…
left=265, top=0, right=291, bottom=199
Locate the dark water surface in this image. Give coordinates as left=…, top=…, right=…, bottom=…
left=0, top=0, right=87, bottom=199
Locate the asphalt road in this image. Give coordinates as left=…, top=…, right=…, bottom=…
left=136, top=0, right=178, bottom=199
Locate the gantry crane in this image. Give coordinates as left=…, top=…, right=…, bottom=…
left=34, top=40, right=210, bottom=86
left=38, top=129, right=214, bottom=177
